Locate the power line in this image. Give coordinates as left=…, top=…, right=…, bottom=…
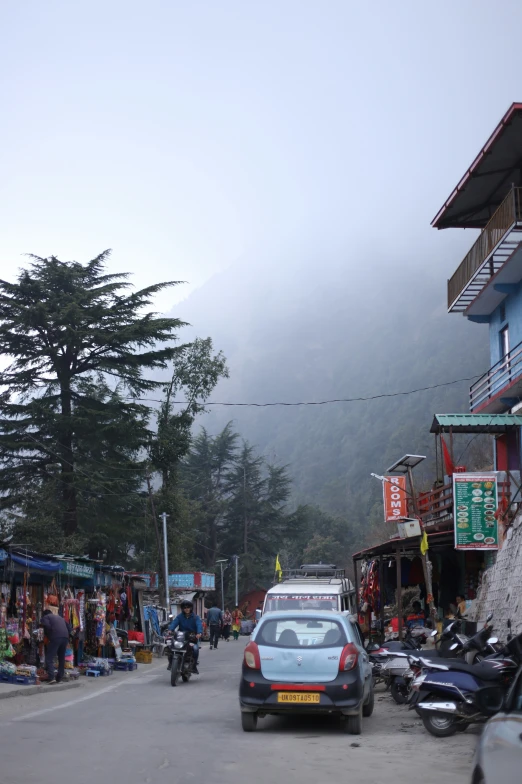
left=132, top=373, right=481, bottom=408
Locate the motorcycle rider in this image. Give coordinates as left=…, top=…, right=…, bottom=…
left=168, top=600, right=203, bottom=674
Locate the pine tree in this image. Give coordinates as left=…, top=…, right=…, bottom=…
left=0, top=251, right=184, bottom=536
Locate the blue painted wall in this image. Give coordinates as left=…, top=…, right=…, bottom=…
left=488, top=278, right=522, bottom=366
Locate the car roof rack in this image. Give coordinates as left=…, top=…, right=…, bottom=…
left=280, top=565, right=346, bottom=581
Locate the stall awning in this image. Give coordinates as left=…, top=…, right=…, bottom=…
left=353, top=530, right=455, bottom=561
left=430, top=413, right=522, bottom=434
left=9, top=549, right=61, bottom=572
left=432, top=103, right=522, bottom=229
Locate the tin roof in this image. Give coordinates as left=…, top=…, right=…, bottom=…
left=430, top=413, right=522, bottom=434
left=432, top=103, right=522, bottom=229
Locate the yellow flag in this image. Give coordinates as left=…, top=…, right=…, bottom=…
left=420, top=531, right=429, bottom=555
left=275, top=554, right=282, bottom=582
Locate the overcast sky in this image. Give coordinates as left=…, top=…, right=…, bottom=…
left=2, top=1, right=522, bottom=311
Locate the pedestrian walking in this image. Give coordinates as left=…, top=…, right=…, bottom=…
left=40, top=609, right=71, bottom=684
left=222, top=608, right=232, bottom=641
left=231, top=606, right=243, bottom=640
left=206, top=601, right=223, bottom=650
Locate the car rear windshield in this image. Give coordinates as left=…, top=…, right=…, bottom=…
left=257, top=617, right=348, bottom=648
left=265, top=595, right=338, bottom=612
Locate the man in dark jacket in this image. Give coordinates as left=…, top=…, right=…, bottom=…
left=41, top=610, right=71, bottom=684
left=169, top=601, right=203, bottom=673
left=206, top=603, right=223, bottom=650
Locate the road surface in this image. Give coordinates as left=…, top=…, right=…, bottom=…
left=0, top=639, right=476, bottom=784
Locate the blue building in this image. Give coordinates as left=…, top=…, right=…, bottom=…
left=434, top=102, right=522, bottom=472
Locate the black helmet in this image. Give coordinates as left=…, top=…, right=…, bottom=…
left=180, top=600, right=193, bottom=611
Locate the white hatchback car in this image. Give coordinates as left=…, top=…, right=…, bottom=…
left=238, top=610, right=374, bottom=734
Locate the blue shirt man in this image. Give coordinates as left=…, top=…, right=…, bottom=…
left=169, top=601, right=202, bottom=672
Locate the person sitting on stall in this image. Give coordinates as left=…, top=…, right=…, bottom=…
left=168, top=600, right=202, bottom=674
left=406, top=601, right=426, bottom=628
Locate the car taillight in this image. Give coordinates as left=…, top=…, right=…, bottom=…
left=244, top=641, right=261, bottom=670
left=339, top=643, right=359, bottom=672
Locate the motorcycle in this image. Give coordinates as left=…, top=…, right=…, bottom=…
left=166, top=630, right=198, bottom=687
left=379, top=625, right=469, bottom=704
left=409, top=630, right=522, bottom=737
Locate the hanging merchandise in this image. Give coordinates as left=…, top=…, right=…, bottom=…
left=45, top=578, right=59, bottom=608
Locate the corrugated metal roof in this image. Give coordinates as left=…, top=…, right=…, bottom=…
left=430, top=414, right=522, bottom=434
left=432, top=103, right=522, bottom=229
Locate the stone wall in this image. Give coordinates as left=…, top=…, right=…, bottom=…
left=468, top=511, right=522, bottom=641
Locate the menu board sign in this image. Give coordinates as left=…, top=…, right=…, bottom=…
left=453, top=473, right=499, bottom=550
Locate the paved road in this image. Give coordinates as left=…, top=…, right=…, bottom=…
left=0, top=640, right=477, bottom=784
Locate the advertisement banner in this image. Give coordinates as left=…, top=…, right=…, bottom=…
left=453, top=473, right=499, bottom=550
left=383, top=476, right=407, bottom=522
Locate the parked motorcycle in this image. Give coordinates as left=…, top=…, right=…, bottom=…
left=381, top=625, right=469, bottom=704
left=410, top=630, right=522, bottom=737
left=166, top=630, right=198, bottom=687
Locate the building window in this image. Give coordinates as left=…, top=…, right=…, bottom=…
left=500, top=325, right=510, bottom=359
left=500, top=302, right=506, bottom=323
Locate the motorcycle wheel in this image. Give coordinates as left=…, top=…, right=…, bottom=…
left=422, top=712, right=458, bottom=737
left=170, top=658, right=180, bottom=687
left=390, top=677, right=408, bottom=705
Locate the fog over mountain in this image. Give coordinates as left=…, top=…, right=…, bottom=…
left=172, top=238, right=488, bottom=545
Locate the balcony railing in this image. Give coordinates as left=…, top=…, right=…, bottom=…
left=470, top=339, right=522, bottom=412
left=448, top=186, right=522, bottom=312
left=417, top=478, right=516, bottom=529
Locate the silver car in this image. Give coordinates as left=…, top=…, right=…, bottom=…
left=239, top=610, right=374, bottom=734
left=471, top=665, right=522, bottom=783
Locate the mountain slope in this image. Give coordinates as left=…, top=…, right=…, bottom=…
left=174, top=247, right=488, bottom=547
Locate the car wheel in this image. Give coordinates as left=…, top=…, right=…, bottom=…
left=343, top=707, right=363, bottom=735
left=363, top=684, right=375, bottom=717
left=241, top=712, right=258, bottom=732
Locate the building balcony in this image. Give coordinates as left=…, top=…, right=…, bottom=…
left=448, top=187, right=522, bottom=313
left=470, top=339, right=522, bottom=413
left=418, top=473, right=519, bottom=530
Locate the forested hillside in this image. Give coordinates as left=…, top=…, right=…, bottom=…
left=175, top=247, right=489, bottom=553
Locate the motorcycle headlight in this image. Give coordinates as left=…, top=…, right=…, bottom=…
left=174, top=641, right=184, bottom=649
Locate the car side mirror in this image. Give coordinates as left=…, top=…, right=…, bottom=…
left=487, top=637, right=499, bottom=645
left=255, top=609, right=262, bottom=621
left=430, top=629, right=438, bottom=638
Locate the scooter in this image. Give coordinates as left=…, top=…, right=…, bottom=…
left=381, top=625, right=469, bottom=704
left=409, top=630, right=522, bottom=737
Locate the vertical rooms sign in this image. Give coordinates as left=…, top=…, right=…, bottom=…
left=383, top=476, right=407, bottom=522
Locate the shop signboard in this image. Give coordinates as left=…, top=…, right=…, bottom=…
left=453, top=473, right=499, bottom=550
left=60, top=560, right=95, bottom=579
left=168, top=572, right=216, bottom=590
left=383, top=475, right=407, bottom=522
left=169, top=573, right=196, bottom=589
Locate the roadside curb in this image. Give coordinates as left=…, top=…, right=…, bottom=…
left=0, top=680, right=83, bottom=701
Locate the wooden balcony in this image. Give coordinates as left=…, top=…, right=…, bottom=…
left=470, top=339, right=522, bottom=413
left=416, top=476, right=518, bottom=530
left=448, top=187, right=522, bottom=312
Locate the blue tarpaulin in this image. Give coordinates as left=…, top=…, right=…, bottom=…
left=9, top=551, right=60, bottom=572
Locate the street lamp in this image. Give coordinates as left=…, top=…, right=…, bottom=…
left=216, top=559, right=227, bottom=611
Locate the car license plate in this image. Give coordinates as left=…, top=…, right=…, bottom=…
left=277, top=692, right=320, bottom=704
